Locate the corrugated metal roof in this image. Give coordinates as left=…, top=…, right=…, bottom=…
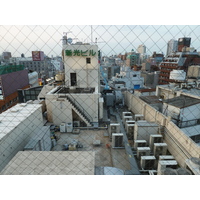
left=163, top=95, right=200, bottom=108
left=140, top=95, right=161, bottom=104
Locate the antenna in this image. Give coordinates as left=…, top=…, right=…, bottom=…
left=91, top=25, right=93, bottom=43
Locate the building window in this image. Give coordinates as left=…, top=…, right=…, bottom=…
left=86, top=58, right=91, bottom=64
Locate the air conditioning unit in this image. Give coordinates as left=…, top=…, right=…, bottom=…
left=159, top=155, right=174, bottom=161
left=134, top=140, right=147, bottom=149
left=149, top=134, right=163, bottom=151
left=126, top=124, right=135, bottom=139
left=157, top=160, right=178, bottom=175
left=60, top=123, right=66, bottom=133
left=73, top=121, right=80, bottom=127
left=123, top=116, right=133, bottom=125
left=66, top=122, right=73, bottom=133
left=112, top=133, right=124, bottom=148
left=109, top=123, right=120, bottom=135
left=140, top=156, right=156, bottom=170
left=134, top=114, right=144, bottom=121
left=125, top=120, right=135, bottom=130
left=122, top=112, right=132, bottom=119
left=153, top=143, right=168, bottom=158
left=137, top=147, right=151, bottom=159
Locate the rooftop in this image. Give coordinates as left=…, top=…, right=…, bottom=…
left=181, top=125, right=200, bottom=137
left=163, top=95, right=200, bottom=108
left=0, top=103, right=42, bottom=138
left=54, top=86, right=95, bottom=94
left=139, top=95, right=161, bottom=104
left=0, top=151, right=95, bottom=175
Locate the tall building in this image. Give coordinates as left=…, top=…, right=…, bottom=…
left=19, top=52, right=55, bottom=79
left=178, top=37, right=191, bottom=52
left=44, top=42, right=102, bottom=127
left=137, top=45, right=146, bottom=54
left=166, top=39, right=178, bottom=56
left=126, top=51, right=140, bottom=67
left=159, top=37, right=200, bottom=85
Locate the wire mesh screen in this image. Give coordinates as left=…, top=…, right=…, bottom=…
left=1, top=25, right=200, bottom=176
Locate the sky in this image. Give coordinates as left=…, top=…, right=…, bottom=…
left=1, top=25, right=200, bottom=58
left=1, top=1, right=200, bottom=58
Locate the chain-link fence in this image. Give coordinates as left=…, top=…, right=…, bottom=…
left=1, top=25, right=200, bottom=177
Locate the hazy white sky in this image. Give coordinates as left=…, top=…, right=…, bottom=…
left=1, top=25, right=200, bottom=57
left=1, top=1, right=200, bottom=57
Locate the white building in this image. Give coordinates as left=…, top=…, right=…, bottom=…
left=0, top=102, right=43, bottom=172
left=162, top=95, right=200, bottom=128
left=111, top=66, right=144, bottom=90
left=45, top=43, right=103, bottom=127
left=166, top=39, right=178, bottom=56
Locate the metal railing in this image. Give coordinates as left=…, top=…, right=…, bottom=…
left=66, top=94, right=93, bottom=125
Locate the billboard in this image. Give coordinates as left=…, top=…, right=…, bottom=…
left=32, top=51, right=44, bottom=61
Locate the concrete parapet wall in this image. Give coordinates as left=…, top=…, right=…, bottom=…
left=124, top=91, right=200, bottom=167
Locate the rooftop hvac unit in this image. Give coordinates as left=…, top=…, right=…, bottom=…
left=123, top=116, right=133, bottom=124
left=157, top=160, right=178, bottom=175
left=126, top=124, right=135, bottom=139
left=159, top=155, right=174, bottom=161
left=134, top=114, right=144, bottom=121
left=149, top=134, right=163, bottom=151
left=153, top=143, right=168, bottom=158
left=73, top=121, right=80, bottom=127
left=109, top=123, right=120, bottom=135
left=112, top=133, right=124, bottom=148
left=60, top=123, right=66, bottom=133
left=125, top=120, right=135, bottom=130
left=140, top=156, right=156, bottom=170
left=137, top=147, right=151, bottom=159
left=66, top=122, right=73, bottom=133
left=134, top=140, right=147, bottom=149
left=122, top=112, right=132, bottom=119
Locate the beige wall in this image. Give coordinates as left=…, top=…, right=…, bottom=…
left=124, top=91, right=200, bottom=167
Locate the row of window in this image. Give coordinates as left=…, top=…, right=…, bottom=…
left=0, top=97, right=18, bottom=112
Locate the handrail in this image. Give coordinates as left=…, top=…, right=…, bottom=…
left=66, top=94, right=93, bottom=124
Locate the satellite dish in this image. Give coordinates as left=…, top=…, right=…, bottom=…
left=67, top=38, right=73, bottom=44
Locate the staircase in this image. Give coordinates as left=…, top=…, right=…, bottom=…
left=66, top=95, right=93, bottom=127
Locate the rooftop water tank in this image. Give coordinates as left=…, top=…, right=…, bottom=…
left=170, top=70, right=186, bottom=81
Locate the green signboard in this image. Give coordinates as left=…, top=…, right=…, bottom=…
left=65, top=49, right=96, bottom=56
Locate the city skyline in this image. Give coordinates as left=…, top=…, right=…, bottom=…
left=1, top=25, right=200, bottom=58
